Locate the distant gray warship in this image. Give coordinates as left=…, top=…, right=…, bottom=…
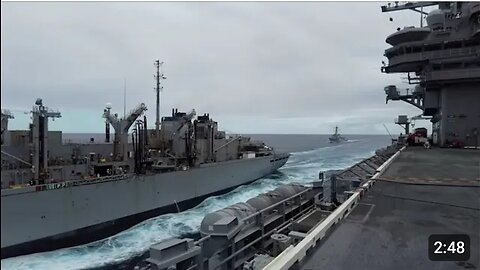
left=138, top=3, right=480, bottom=270
left=328, top=126, right=346, bottom=143
left=0, top=61, right=290, bottom=259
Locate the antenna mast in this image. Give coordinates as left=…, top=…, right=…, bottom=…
left=154, top=60, right=166, bottom=136
left=123, top=78, right=127, bottom=119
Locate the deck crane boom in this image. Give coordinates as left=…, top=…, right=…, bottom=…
left=103, top=103, right=147, bottom=161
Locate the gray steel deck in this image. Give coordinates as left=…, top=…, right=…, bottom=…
left=378, top=148, right=480, bottom=186
left=297, top=147, right=480, bottom=270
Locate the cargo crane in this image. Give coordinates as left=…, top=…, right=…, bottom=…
left=1, top=110, right=14, bottom=145
left=1, top=110, right=33, bottom=172
left=175, top=109, right=196, bottom=166
left=103, top=103, right=147, bottom=161
left=31, top=99, right=62, bottom=182
left=175, top=109, right=197, bottom=133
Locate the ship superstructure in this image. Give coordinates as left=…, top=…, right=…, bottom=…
left=328, top=126, right=346, bottom=143
left=0, top=62, right=290, bottom=259
left=1, top=110, right=14, bottom=146
left=136, top=4, right=480, bottom=270
left=382, top=2, right=480, bottom=147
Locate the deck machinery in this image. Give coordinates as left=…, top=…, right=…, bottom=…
left=138, top=144, right=402, bottom=270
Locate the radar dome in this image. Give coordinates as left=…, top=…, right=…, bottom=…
left=426, top=9, right=445, bottom=30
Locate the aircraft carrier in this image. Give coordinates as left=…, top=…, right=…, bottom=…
left=0, top=62, right=290, bottom=259
left=139, top=2, right=480, bottom=270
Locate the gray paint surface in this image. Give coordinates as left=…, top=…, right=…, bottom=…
left=382, top=2, right=480, bottom=147
left=382, top=147, right=480, bottom=180
left=1, top=154, right=288, bottom=249
left=297, top=147, right=480, bottom=270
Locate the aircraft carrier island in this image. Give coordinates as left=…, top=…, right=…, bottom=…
left=1, top=1, right=479, bottom=269
left=137, top=2, right=479, bottom=270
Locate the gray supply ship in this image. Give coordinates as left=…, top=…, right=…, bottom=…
left=140, top=2, right=480, bottom=270
left=0, top=62, right=290, bottom=259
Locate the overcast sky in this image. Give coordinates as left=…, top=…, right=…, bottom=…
left=1, top=2, right=431, bottom=134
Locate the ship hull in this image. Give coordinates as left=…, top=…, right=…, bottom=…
left=1, top=153, right=289, bottom=259
left=329, top=137, right=346, bottom=143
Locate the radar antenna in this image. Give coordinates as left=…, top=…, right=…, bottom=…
left=154, top=60, right=167, bottom=136
left=381, top=2, right=437, bottom=14
left=382, top=2, right=439, bottom=28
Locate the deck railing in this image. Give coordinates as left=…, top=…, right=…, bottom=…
left=1, top=173, right=133, bottom=197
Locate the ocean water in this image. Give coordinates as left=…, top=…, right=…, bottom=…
left=1, top=134, right=391, bottom=270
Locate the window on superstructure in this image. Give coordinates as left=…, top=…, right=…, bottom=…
left=412, top=46, right=422, bottom=53
left=443, top=62, right=463, bottom=70
left=444, top=40, right=462, bottom=49
left=385, top=50, right=395, bottom=58
left=464, top=61, right=480, bottom=68
left=424, top=43, right=442, bottom=51
left=465, top=39, right=480, bottom=47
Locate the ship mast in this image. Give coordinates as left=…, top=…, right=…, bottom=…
left=31, top=99, right=61, bottom=182
left=154, top=60, right=166, bottom=136
left=1, top=110, right=14, bottom=145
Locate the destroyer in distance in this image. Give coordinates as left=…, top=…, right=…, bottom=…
left=0, top=64, right=290, bottom=259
